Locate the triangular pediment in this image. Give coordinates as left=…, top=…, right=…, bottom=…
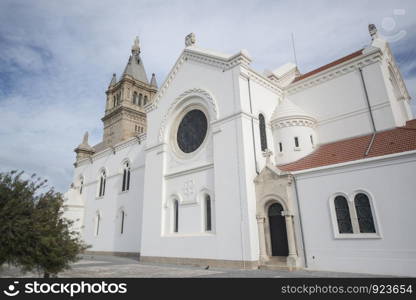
left=254, top=164, right=286, bottom=184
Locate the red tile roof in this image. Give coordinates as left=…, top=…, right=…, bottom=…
left=292, top=49, right=364, bottom=83
left=278, top=119, right=416, bottom=172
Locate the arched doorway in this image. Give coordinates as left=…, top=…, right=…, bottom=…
left=268, top=203, right=289, bottom=256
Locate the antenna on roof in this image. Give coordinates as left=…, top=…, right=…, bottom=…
left=291, top=32, right=298, bottom=67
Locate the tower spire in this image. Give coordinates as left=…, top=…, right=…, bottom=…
left=131, top=36, right=140, bottom=55
left=122, top=36, right=148, bottom=83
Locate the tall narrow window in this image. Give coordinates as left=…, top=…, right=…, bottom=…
left=113, top=96, right=116, bottom=107
left=122, top=162, right=130, bottom=192
left=279, top=142, right=283, bottom=152
left=133, top=92, right=138, bottom=105
left=173, top=200, right=179, bottom=233
left=120, top=210, right=125, bottom=234
left=310, top=135, right=314, bottom=146
left=334, top=196, right=353, bottom=233
left=294, top=137, right=299, bottom=148
left=79, top=176, right=84, bottom=194
left=205, top=195, right=212, bottom=232
left=144, top=95, right=148, bottom=106
left=98, top=171, right=106, bottom=197
left=95, top=213, right=101, bottom=236
left=258, top=114, right=268, bottom=151
left=354, top=193, right=376, bottom=233
left=138, top=94, right=143, bottom=106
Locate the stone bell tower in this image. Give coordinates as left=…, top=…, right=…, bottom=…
left=102, top=37, right=158, bottom=147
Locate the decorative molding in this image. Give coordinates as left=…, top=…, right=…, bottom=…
left=271, top=117, right=316, bottom=129
left=240, top=66, right=284, bottom=96
left=165, top=162, right=214, bottom=179
left=158, top=88, right=219, bottom=142
left=146, top=48, right=252, bottom=112
left=286, top=51, right=382, bottom=95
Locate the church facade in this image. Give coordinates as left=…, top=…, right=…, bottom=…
left=64, top=25, right=416, bottom=276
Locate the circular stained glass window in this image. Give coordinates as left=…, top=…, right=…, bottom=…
left=177, top=109, right=208, bottom=153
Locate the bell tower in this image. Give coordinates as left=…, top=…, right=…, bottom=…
left=102, top=37, right=158, bottom=147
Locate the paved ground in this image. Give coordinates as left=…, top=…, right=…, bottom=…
left=0, top=254, right=383, bottom=278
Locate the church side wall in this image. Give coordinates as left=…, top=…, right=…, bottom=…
left=73, top=140, right=145, bottom=254
left=294, top=151, right=416, bottom=276
left=289, top=60, right=396, bottom=144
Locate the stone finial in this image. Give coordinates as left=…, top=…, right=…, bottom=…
left=262, top=149, right=273, bottom=165
left=74, top=131, right=95, bottom=163
left=368, top=24, right=378, bottom=40
left=109, top=73, right=117, bottom=87
left=185, top=32, right=196, bottom=47
left=131, top=36, right=140, bottom=55
left=150, top=73, right=158, bottom=88
left=82, top=131, right=89, bottom=145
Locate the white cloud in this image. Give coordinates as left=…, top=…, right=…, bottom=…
left=0, top=0, right=415, bottom=191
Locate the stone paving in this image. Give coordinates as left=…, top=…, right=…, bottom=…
left=0, top=254, right=383, bottom=278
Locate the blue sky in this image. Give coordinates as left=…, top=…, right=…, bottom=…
left=0, top=0, right=415, bottom=192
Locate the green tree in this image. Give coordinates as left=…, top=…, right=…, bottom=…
left=0, top=170, right=88, bottom=277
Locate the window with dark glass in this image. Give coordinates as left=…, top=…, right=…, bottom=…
left=310, top=135, right=314, bottom=146
left=259, top=114, right=268, bottom=151
left=205, top=195, right=212, bottom=232
left=354, top=193, right=376, bottom=233
left=138, top=94, right=143, bottom=106
left=96, top=214, right=100, bottom=236
left=122, top=162, right=130, bottom=192
left=279, top=142, right=283, bottom=152
left=99, top=171, right=106, bottom=197
left=177, top=109, right=208, bottom=153
left=294, top=137, right=299, bottom=148
left=334, top=196, right=353, bottom=233
left=144, top=95, right=148, bottom=105
left=133, top=92, right=138, bottom=105
left=173, top=200, right=179, bottom=233
left=120, top=211, right=125, bottom=234
left=79, top=177, right=84, bottom=194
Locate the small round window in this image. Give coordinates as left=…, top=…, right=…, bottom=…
left=176, top=109, right=207, bottom=153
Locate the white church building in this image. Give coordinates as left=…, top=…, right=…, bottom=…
left=64, top=25, right=416, bottom=276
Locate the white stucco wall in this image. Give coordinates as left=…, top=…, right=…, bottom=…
left=68, top=138, right=145, bottom=254
left=294, top=151, right=416, bottom=276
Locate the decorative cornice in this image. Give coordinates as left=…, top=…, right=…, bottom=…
left=271, top=117, right=316, bottom=129
left=383, top=45, right=411, bottom=101
left=158, top=88, right=219, bottom=142
left=240, top=66, right=283, bottom=96
left=75, top=137, right=144, bottom=167
left=286, top=50, right=382, bottom=95
left=145, top=48, right=251, bottom=112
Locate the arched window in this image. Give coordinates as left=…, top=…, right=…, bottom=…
left=122, top=162, right=130, bottom=192
left=113, top=96, right=116, bottom=107
left=133, top=92, right=138, bottom=105
left=120, top=210, right=125, bottom=234
left=334, top=195, right=353, bottom=234
left=354, top=193, right=376, bottom=233
left=98, top=170, right=106, bottom=197
left=258, top=113, right=268, bottom=151
left=95, top=212, right=101, bottom=236
left=173, top=199, right=179, bottom=233
left=144, top=95, right=148, bottom=106
left=79, top=176, right=84, bottom=195
left=205, top=195, right=212, bottom=232
left=138, top=93, right=143, bottom=106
